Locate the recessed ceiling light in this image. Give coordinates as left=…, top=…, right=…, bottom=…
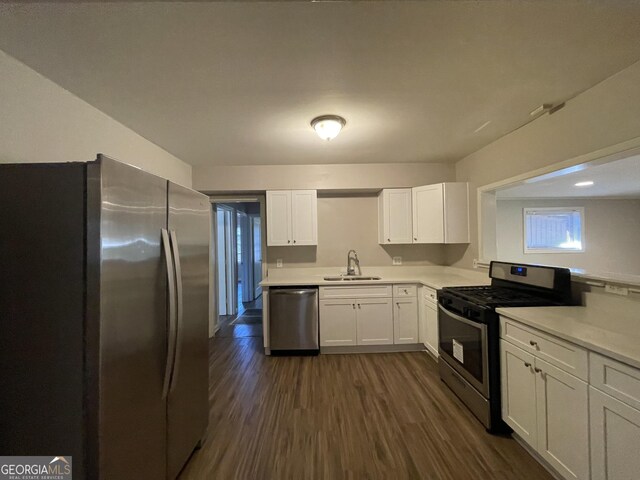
left=575, top=181, right=594, bottom=187
left=311, top=115, right=346, bottom=141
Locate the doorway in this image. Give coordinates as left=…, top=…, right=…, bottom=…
left=212, top=199, right=264, bottom=338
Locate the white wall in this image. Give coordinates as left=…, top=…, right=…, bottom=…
left=193, top=162, right=454, bottom=192
left=267, top=195, right=446, bottom=269
left=450, top=59, right=640, bottom=269
left=0, top=50, right=192, bottom=186
left=496, top=198, right=640, bottom=275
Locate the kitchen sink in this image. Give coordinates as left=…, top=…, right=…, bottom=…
left=323, top=276, right=382, bottom=281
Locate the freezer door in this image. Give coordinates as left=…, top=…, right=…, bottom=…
left=97, top=157, right=169, bottom=479
left=167, top=182, right=211, bottom=479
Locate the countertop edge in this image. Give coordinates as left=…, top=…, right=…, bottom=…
left=496, top=307, right=640, bottom=370
left=260, top=277, right=480, bottom=290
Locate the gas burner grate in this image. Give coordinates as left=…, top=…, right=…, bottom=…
left=442, top=286, right=556, bottom=307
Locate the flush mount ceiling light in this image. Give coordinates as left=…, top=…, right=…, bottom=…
left=311, top=115, right=346, bottom=141
left=575, top=181, right=594, bottom=187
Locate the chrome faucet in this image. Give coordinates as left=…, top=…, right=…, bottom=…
left=346, top=250, right=361, bottom=276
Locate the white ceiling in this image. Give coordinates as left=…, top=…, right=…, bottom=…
left=1, top=2, right=640, bottom=167
left=497, top=154, right=640, bottom=199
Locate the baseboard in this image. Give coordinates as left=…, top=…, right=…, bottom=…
left=511, top=433, right=564, bottom=480
left=321, top=344, right=425, bottom=354
left=424, top=348, right=439, bottom=362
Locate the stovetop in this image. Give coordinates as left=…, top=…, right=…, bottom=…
left=440, top=285, right=563, bottom=309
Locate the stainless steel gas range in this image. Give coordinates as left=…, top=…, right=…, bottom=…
left=437, top=261, right=572, bottom=433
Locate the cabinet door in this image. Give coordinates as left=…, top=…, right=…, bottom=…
left=424, top=302, right=439, bottom=357
left=266, top=191, right=292, bottom=246
left=412, top=184, right=444, bottom=243
left=356, top=298, right=393, bottom=345
left=500, top=341, right=537, bottom=447
left=393, top=297, right=418, bottom=344
left=535, top=357, right=589, bottom=480
left=319, top=299, right=357, bottom=347
left=590, top=387, right=640, bottom=480
left=418, top=293, right=427, bottom=346
left=442, top=182, right=469, bottom=243
left=291, top=190, right=317, bottom=245
left=380, top=189, right=413, bottom=244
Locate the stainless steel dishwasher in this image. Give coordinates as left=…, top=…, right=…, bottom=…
left=269, top=287, right=319, bottom=355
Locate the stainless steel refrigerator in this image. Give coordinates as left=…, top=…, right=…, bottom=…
left=0, top=155, right=211, bottom=479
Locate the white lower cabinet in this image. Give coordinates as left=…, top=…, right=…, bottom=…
left=589, top=352, right=640, bottom=480
left=356, top=298, right=393, bottom=345
left=319, top=297, right=393, bottom=347
left=424, top=299, right=438, bottom=357
left=500, top=334, right=589, bottom=480
left=394, top=297, right=418, bottom=344
left=319, top=299, right=357, bottom=347
left=535, top=357, right=589, bottom=480
left=419, top=288, right=439, bottom=356
left=319, top=285, right=419, bottom=347
left=590, top=386, right=640, bottom=480
left=501, top=341, right=538, bottom=446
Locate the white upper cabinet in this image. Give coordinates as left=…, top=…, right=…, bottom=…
left=412, top=182, right=469, bottom=244
left=266, top=191, right=292, bottom=246
left=412, top=184, right=444, bottom=243
left=266, top=190, right=317, bottom=246
left=378, top=188, right=413, bottom=244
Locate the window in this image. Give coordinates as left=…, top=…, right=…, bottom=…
left=524, top=207, right=584, bottom=253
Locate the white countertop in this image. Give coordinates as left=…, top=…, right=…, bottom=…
left=497, top=306, right=640, bottom=370
left=260, top=266, right=491, bottom=290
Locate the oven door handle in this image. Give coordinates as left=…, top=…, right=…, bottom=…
left=438, top=304, right=485, bottom=329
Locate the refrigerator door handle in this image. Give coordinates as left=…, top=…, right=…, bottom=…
left=161, top=228, right=178, bottom=399
left=169, top=230, right=184, bottom=393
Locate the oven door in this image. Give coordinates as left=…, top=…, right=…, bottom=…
left=438, top=304, right=489, bottom=397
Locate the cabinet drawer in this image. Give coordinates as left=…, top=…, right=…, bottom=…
left=422, top=286, right=437, bottom=303
left=320, top=285, right=392, bottom=300
left=393, top=284, right=417, bottom=298
left=590, top=352, right=640, bottom=411
left=500, top=317, right=588, bottom=381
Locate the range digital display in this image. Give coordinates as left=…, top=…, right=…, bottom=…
left=511, top=266, right=528, bottom=277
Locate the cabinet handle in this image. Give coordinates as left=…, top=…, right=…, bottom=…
left=529, top=340, right=538, bottom=347
left=293, top=240, right=296, bottom=244
left=358, top=304, right=361, bottom=309
left=414, top=237, right=417, bottom=241
left=534, top=367, right=542, bottom=373
left=388, top=238, right=391, bottom=242
left=396, top=302, right=400, bottom=307
left=352, top=304, right=356, bottom=309
left=287, top=240, right=291, bottom=244
left=403, top=289, right=408, bottom=294
left=524, top=362, right=531, bottom=368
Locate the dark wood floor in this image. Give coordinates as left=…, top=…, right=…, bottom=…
left=179, top=337, right=552, bottom=480
left=216, top=292, right=263, bottom=339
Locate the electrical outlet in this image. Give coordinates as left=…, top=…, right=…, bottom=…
left=276, top=259, right=283, bottom=268
left=392, top=256, right=402, bottom=266
left=605, top=284, right=628, bottom=296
